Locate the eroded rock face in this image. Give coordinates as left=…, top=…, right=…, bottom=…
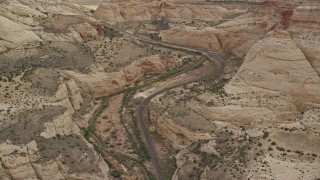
left=70, top=22, right=99, bottom=42
left=0, top=1, right=111, bottom=178
left=158, top=9, right=276, bottom=56
left=201, top=31, right=320, bottom=126
left=289, top=1, right=320, bottom=76
left=1, top=0, right=320, bottom=179
left=150, top=110, right=212, bottom=148
left=150, top=30, right=320, bottom=179
left=0, top=142, right=39, bottom=179
left=159, top=25, right=223, bottom=52
left=0, top=140, right=109, bottom=180
left=226, top=31, right=320, bottom=100
left=63, top=55, right=181, bottom=98
left=67, top=0, right=104, bottom=5
left=292, top=1, right=320, bottom=23
left=0, top=15, right=42, bottom=49
left=0, top=0, right=101, bottom=51
left=0, top=82, right=109, bottom=179
left=95, top=2, right=235, bottom=22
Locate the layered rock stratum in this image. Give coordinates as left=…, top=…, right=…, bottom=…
left=95, top=2, right=244, bottom=22
left=150, top=30, right=320, bottom=179
left=1, top=0, right=320, bottom=179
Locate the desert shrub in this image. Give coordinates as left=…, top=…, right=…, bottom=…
left=110, top=169, right=122, bottom=178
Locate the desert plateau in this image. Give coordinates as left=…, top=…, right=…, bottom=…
left=0, top=0, right=319, bottom=179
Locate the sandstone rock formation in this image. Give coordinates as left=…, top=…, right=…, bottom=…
left=190, top=31, right=320, bottom=126
left=62, top=55, right=181, bottom=98
left=70, top=22, right=99, bottom=41
left=292, top=1, right=320, bottom=23
left=0, top=140, right=110, bottom=180
left=150, top=110, right=212, bottom=148
left=159, top=15, right=269, bottom=56
left=67, top=0, right=104, bottom=5
left=159, top=25, right=223, bottom=52
left=226, top=31, right=319, bottom=99
left=0, top=0, right=101, bottom=51
left=1, top=0, right=320, bottom=179
left=150, top=30, right=320, bottom=179
left=0, top=15, right=42, bottom=49
left=289, top=0, right=320, bottom=76
left=0, top=1, right=111, bottom=178
left=95, top=2, right=238, bottom=22
left=157, top=6, right=280, bottom=56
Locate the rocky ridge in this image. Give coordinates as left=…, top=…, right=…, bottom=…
left=95, top=2, right=244, bottom=23
left=1, top=0, right=320, bottom=179
left=62, top=54, right=181, bottom=98
left=150, top=30, right=320, bottom=179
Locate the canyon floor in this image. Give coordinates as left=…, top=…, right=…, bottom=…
left=0, top=0, right=320, bottom=180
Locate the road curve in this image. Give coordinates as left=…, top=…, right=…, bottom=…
left=137, top=53, right=224, bottom=180
left=103, top=21, right=225, bottom=180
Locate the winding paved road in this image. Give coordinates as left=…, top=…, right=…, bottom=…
left=137, top=52, right=224, bottom=180
left=103, top=21, right=225, bottom=180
